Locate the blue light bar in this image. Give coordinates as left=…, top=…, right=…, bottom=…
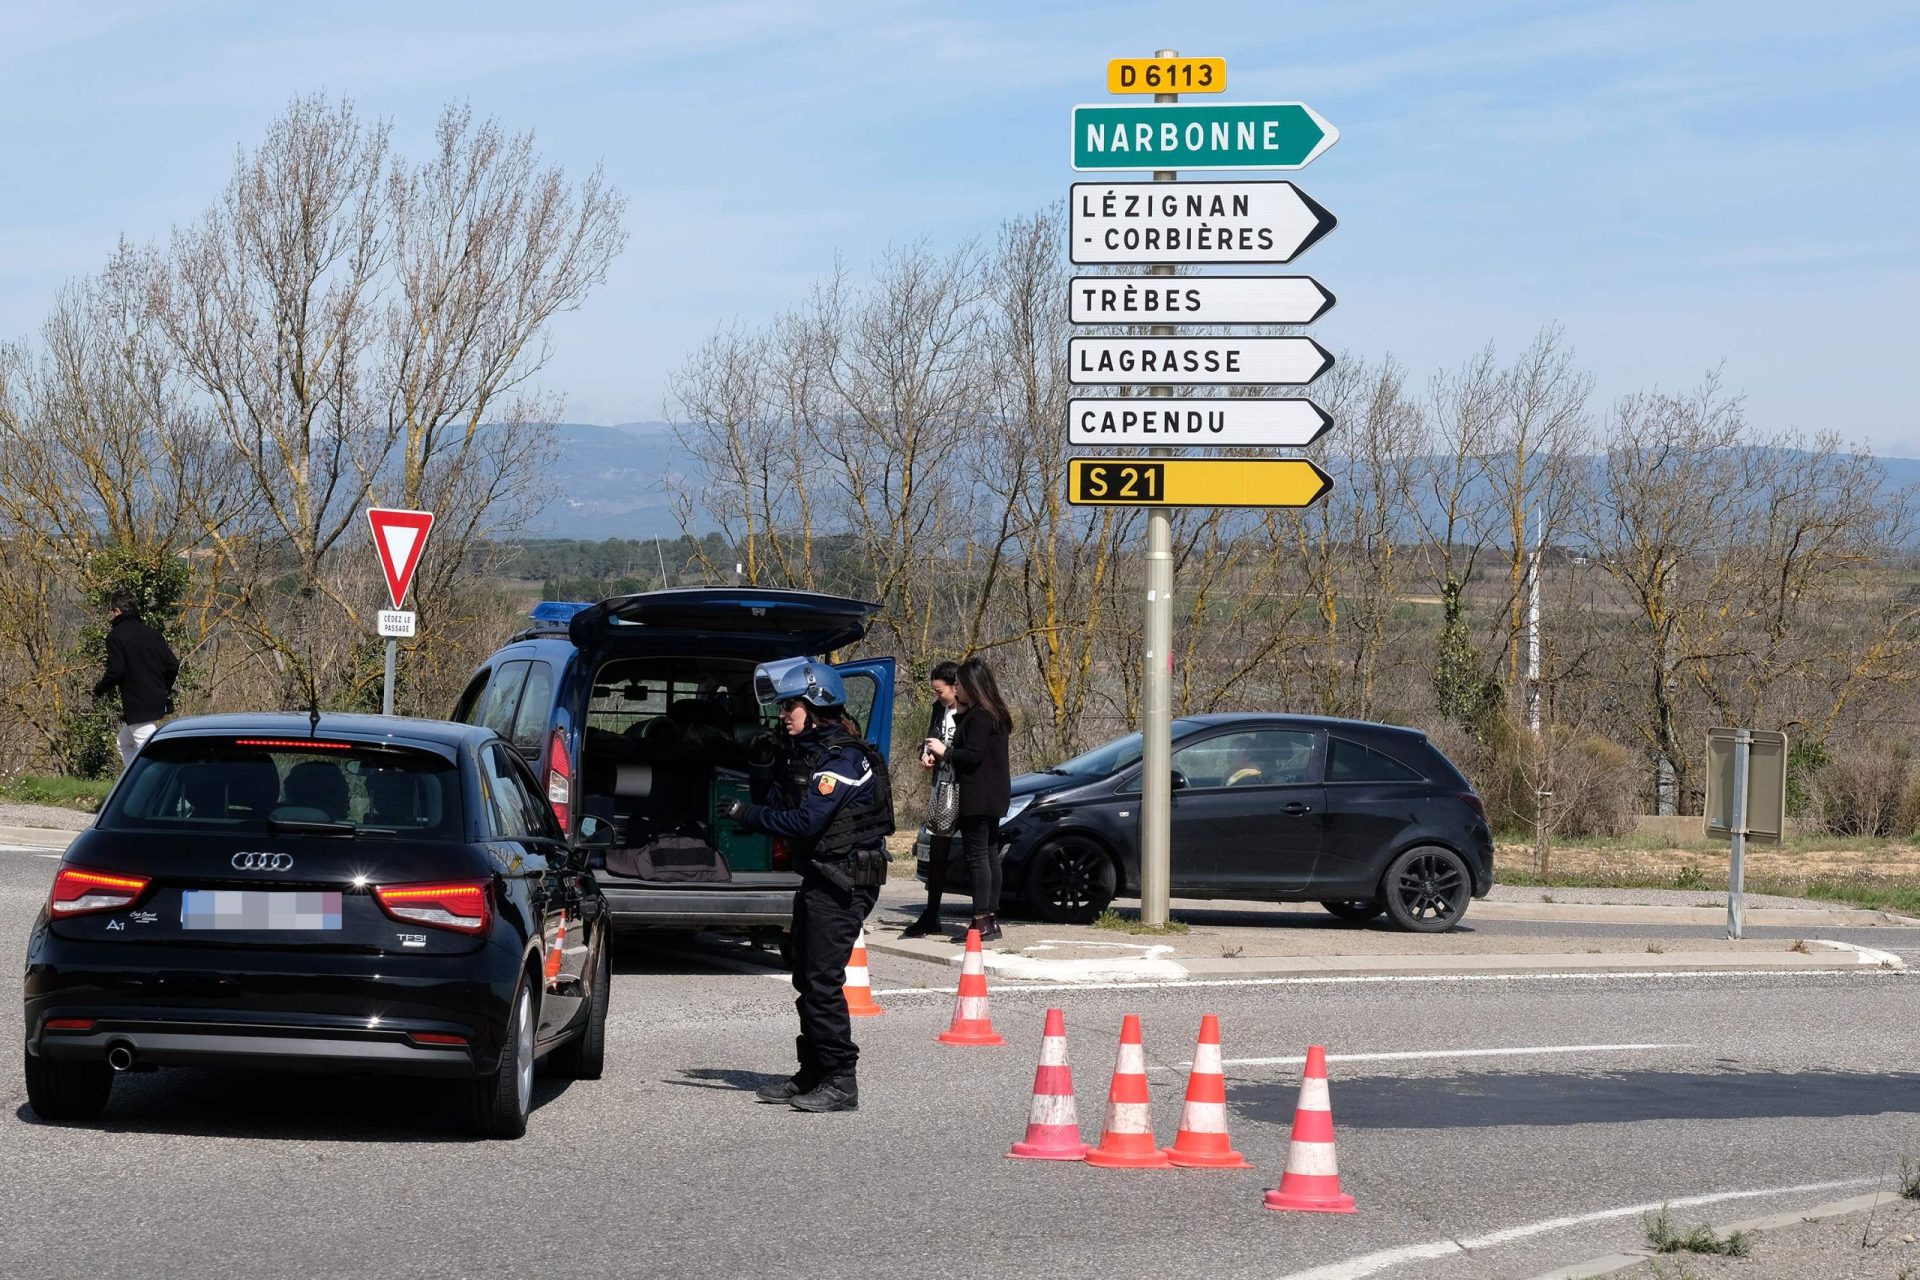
left=529, top=601, right=592, bottom=624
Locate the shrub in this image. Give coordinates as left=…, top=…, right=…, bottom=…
left=1812, top=742, right=1913, bottom=836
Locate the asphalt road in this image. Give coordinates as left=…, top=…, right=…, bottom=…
left=4, top=848, right=1918, bottom=1280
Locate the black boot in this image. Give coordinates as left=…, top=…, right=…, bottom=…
left=900, top=908, right=942, bottom=939
left=789, top=1073, right=858, bottom=1112
left=952, top=914, right=991, bottom=944
left=978, top=913, right=1003, bottom=943
left=756, top=1037, right=820, bottom=1103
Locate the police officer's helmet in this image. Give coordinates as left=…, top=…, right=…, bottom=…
left=753, top=657, right=846, bottom=710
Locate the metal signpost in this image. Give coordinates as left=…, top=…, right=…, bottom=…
left=1070, top=53, right=1338, bottom=927
left=1704, top=727, right=1788, bottom=940
left=366, top=507, right=435, bottom=717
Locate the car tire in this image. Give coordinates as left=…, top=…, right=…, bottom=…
left=1381, top=845, right=1472, bottom=933
left=23, top=1048, right=114, bottom=1123
left=1320, top=899, right=1384, bottom=923
left=464, top=976, right=535, bottom=1139
left=546, top=934, right=609, bottom=1082
left=1024, top=836, right=1117, bottom=924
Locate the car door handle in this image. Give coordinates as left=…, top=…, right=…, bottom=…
left=1281, top=802, right=1313, bottom=816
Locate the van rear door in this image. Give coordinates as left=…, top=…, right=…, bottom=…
left=567, top=589, right=881, bottom=658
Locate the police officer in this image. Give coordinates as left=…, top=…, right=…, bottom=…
left=717, top=657, right=892, bottom=1112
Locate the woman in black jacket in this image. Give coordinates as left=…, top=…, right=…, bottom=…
left=924, top=658, right=1012, bottom=942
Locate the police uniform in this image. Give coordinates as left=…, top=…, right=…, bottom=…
left=731, top=720, right=892, bottom=1110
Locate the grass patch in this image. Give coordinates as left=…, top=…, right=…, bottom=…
left=1092, top=908, right=1191, bottom=936
left=1901, top=1156, right=1920, bottom=1201
left=1499, top=859, right=1920, bottom=919
left=1643, top=1205, right=1753, bottom=1257
left=0, top=775, right=111, bottom=812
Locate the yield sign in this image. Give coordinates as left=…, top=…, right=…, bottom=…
left=366, top=508, right=434, bottom=609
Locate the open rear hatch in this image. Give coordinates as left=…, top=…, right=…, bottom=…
left=567, top=588, right=880, bottom=658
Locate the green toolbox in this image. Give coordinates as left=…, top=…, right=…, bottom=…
left=709, top=774, right=772, bottom=872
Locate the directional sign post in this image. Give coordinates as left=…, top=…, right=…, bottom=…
left=1070, top=275, right=1334, bottom=325
left=1068, top=397, right=1331, bottom=447
left=1066, top=458, right=1332, bottom=508
left=366, top=507, right=435, bottom=716
left=1069, top=335, right=1333, bottom=385
left=1071, top=101, right=1338, bottom=171
left=1070, top=181, right=1336, bottom=265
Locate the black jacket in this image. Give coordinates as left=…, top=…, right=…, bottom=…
left=94, top=613, right=180, bottom=725
left=946, top=707, right=1011, bottom=819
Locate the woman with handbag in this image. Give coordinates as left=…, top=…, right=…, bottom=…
left=923, top=657, right=1013, bottom=942
left=901, top=662, right=961, bottom=938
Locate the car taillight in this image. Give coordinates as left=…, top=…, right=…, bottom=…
left=1460, top=792, right=1488, bottom=823
left=771, top=837, right=791, bottom=871
left=407, top=1031, right=470, bottom=1048
left=546, top=729, right=571, bottom=833
left=374, top=879, right=491, bottom=935
left=45, top=1018, right=96, bottom=1031
left=50, top=867, right=150, bottom=917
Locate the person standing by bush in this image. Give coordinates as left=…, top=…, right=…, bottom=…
left=902, top=661, right=962, bottom=938
left=93, top=595, right=179, bottom=771
left=924, top=657, right=1012, bottom=942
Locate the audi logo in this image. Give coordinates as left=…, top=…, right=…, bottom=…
left=231, top=852, right=294, bottom=871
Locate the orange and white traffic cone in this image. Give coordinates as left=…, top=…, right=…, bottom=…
left=936, top=928, right=1004, bottom=1045
left=1164, top=1014, right=1250, bottom=1168
left=1263, top=1045, right=1356, bottom=1213
left=1085, top=1014, right=1171, bottom=1169
left=1008, top=1008, right=1090, bottom=1161
left=843, top=927, right=883, bottom=1017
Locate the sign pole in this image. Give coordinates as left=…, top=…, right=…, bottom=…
left=382, top=633, right=398, bottom=716
left=1727, top=728, right=1750, bottom=940
left=1139, top=47, right=1179, bottom=930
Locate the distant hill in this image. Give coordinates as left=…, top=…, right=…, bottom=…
left=524, top=423, right=1920, bottom=542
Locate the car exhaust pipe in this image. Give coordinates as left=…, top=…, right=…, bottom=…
left=106, top=1044, right=135, bottom=1072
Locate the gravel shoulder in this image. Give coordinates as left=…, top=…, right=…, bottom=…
left=0, top=801, right=94, bottom=832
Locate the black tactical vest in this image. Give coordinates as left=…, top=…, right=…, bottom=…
left=789, top=725, right=895, bottom=858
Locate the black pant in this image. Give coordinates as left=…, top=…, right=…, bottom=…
left=960, top=815, right=1001, bottom=916
left=791, top=870, right=880, bottom=1078
left=921, top=833, right=953, bottom=915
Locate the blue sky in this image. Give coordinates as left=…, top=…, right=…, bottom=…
left=2, top=1, right=1916, bottom=450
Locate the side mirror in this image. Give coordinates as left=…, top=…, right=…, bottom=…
left=1170, top=769, right=1189, bottom=791
left=575, top=814, right=615, bottom=850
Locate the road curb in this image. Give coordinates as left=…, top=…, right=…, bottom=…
left=860, top=935, right=1906, bottom=983
left=1520, top=1190, right=1910, bottom=1280
left=0, top=825, right=81, bottom=848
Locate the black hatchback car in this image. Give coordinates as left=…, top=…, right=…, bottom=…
left=22, top=713, right=610, bottom=1138
left=917, top=713, right=1494, bottom=931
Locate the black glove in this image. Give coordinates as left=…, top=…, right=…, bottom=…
left=716, top=797, right=750, bottom=823
left=746, top=732, right=784, bottom=768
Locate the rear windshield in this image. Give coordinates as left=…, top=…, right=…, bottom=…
left=98, top=737, right=465, bottom=840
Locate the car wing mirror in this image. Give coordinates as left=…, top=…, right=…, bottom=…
left=1170, top=769, right=1189, bottom=791
left=575, top=814, right=615, bottom=851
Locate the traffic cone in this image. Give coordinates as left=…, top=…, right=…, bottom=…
left=1008, top=1008, right=1090, bottom=1161
left=1263, top=1045, right=1356, bottom=1213
left=936, top=928, right=1004, bottom=1045
left=1164, top=1014, right=1250, bottom=1168
left=1084, top=1014, right=1171, bottom=1169
left=843, top=927, right=883, bottom=1017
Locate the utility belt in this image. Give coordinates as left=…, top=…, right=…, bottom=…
left=805, top=846, right=890, bottom=892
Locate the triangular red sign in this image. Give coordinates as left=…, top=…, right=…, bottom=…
left=366, top=507, right=435, bottom=609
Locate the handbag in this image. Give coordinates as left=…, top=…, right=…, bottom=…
left=927, top=762, right=959, bottom=836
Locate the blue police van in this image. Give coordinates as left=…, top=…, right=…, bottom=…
left=453, top=589, right=895, bottom=951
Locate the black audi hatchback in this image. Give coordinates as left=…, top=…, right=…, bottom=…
left=917, top=713, right=1495, bottom=931
left=22, top=713, right=610, bottom=1139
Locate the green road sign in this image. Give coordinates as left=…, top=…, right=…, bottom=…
left=1071, top=102, right=1338, bottom=172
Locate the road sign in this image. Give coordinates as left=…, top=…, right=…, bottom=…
left=1705, top=728, right=1787, bottom=845
left=1070, top=275, right=1334, bottom=325
left=366, top=507, right=434, bottom=609
left=1107, top=56, right=1225, bottom=94
left=1067, top=458, right=1332, bottom=508
left=1068, top=397, right=1331, bottom=447
left=377, top=610, right=417, bottom=638
left=1070, top=182, right=1336, bottom=265
left=1069, top=336, right=1333, bottom=386
left=1071, top=102, right=1338, bottom=171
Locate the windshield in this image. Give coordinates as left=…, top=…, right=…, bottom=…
left=98, top=737, right=465, bottom=840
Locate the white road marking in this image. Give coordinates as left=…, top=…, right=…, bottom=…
left=1810, top=938, right=1905, bottom=966
left=1273, top=1177, right=1876, bottom=1280
left=1198, top=1043, right=1691, bottom=1070
left=868, top=966, right=1910, bottom=997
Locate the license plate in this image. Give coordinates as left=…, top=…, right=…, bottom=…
left=181, top=891, right=342, bottom=931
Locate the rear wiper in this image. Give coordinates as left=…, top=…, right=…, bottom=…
left=267, top=819, right=360, bottom=837
left=1043, top=767, right=1075, bottom=776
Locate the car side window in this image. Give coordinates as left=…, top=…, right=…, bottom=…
left=1173, top=728, right=1318, bottom=789
left=1327, top=737, right=1422, bottom=783
left=509, top=662, right=555, bottom=754
left=477, top=661, right=531, bottom=738
left=479, top=743, right=541, bottom=840
left=501, top=746, right=563, bottom=841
